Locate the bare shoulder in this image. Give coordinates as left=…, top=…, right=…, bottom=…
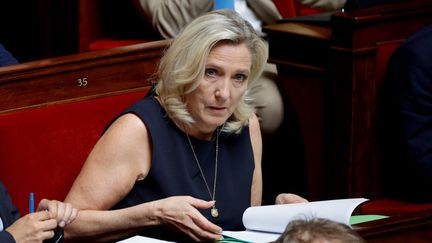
left=110, top=113, right=146, bottom=131
left=103, top=113, right=148, bottom=141
left=65, top=113, right=151, bottom=209
left=101, top=112, right=151, bottom=168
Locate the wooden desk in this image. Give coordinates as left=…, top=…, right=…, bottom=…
left=264, top=1, right=432, bottom=200
left=355, top=209, right=432, bottom=242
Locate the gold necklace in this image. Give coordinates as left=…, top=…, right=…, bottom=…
left=186, top=130, right=219, bottom=218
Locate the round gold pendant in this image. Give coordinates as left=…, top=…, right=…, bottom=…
left=211, top=207, right=219, bottom=218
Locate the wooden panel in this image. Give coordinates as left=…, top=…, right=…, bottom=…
left=328, top=0, right=432, bottom=198
left=265, top=23, right=331, bottom=199
left=0, top=40, right=168, bottom=114
left=264, top=0, right=432, bottom=200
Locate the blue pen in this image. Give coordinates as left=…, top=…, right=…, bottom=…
left=29, top=192, right=34, bottom=213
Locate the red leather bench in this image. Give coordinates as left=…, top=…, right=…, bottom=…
left=0, top=40, right=166, bottom=215
left=0, top=90, right=148, bottom=215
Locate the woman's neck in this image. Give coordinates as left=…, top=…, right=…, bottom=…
left=154, top=95, right=218, bottom=140
left=175, top=121, right=216, bottom=141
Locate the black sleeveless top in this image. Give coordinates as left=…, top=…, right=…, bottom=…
left=112, top=92, right=255, bottom=242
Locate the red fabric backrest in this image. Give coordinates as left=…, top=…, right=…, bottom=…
left=376, top=42, right=401, bottom=85
left=273, top=0, right=323, bottom=18
left=0, top=90, right=148, bottom=215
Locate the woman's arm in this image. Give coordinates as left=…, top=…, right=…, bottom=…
left=249, top=114, right=263, bottom=206
left=64, top=114, right=222, bottom=242
left=297, top=0, right=346, bottom=10
left=64, top=114, right=153, bottom=241
left=248, top=114, right=307, bottom=206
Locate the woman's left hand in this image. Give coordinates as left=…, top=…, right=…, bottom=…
left=38, top=199, right=79, bottom=228
left=275, top=193, right=308, bottom=204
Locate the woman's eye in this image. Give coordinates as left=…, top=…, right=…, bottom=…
left=205, top=68, right=217, bottom=77
left=234, top=74, right=247, bottom=83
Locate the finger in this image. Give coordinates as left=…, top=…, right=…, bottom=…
left=40, top=218, right=58, bottom=231
left=37, top=198, right=49, bottom=211
left=58, top=203, right=72, bottom=227
left=186, top=197, right=222, bottom=234
left=42, top=200, right=59, bottom=219
left=32, top=210, right=52, bottom=221
left=189, top=214, right=223, bottom=241
left=57, top=203, right=69, bottom=227
left=173, top=222, right=202, bottom=242
left=52, top=201, right=62, bottom=220
left=191, top=213, right=222, bottom=233
left=175, top=214, right=223, bottom=242
left=187, top=197, right=214, bottom=210
left=289, top=194, right=308, bottom=203
left=276, top=193, right=308, bottom=204
left=40, top=229, right=56, bottom=241
left=67, top=207, right=79, bottom=225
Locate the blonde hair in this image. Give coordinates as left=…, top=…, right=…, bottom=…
left=155, top=9, right=268, bottom=133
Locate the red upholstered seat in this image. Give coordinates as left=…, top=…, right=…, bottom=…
left=0, top=90, right=148, bottom=215
left=78, top=0, right=161, bottom=52
left=273, top=0, right=323, bottom=18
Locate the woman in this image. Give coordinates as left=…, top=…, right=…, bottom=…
left=131, top=0, right=285, bottom=137
left=64, top=10, right=306, bottom=242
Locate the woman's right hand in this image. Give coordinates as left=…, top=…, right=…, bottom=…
left=151, top=196, right=223, bottom=241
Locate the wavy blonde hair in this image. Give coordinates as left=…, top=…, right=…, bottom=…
left=155, top=10, right=268, bottom=133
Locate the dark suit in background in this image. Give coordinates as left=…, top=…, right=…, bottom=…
left=0, top=181, right=20, bottom=243
left=344, top=0, right=409, bottom=11
left=0, top=181, right=65, bottom=243
left=380, top=25, right=432, bottom=202
left=0, top=43, right=18, bottom=67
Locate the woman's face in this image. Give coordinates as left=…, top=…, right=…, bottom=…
left=185, top=42, right=251, bottom=135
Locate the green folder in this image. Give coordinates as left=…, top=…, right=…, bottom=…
left=350, top=214, right=389, bottom=225
left=219, top=237, right=251, bottom=243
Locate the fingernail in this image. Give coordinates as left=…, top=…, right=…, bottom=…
left=59, top=221, right=66, bottom=228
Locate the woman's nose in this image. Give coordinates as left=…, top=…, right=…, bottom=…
left=215, top=78, right=230, bottom=99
